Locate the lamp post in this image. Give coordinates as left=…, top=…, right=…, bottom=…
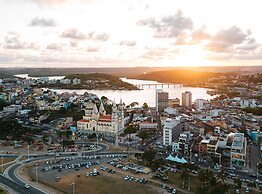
left=1, top=155, right=3, bottom=173
left=27, top=144, right=30, bottom=159
left=35, top=163, right=38, bottom=183
left=257, top=162, right=260, bottom=180
left=71, top=182, right=75, bottom=194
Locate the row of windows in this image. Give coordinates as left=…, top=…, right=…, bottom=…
left=98, top=123, right=111, bottom=127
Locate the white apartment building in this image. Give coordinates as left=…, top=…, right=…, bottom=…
left=163, top=118, right=181, bottom=146
left=195, top=99, right=207, bottom=110
left=240, top=99, right=256, bottom=108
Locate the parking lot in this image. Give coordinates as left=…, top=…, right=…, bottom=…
left=27, top=154, right=176, bottom=194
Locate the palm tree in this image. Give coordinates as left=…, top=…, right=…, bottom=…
left=180, top=169, right=189, bottom=189
left=217, top=169, right=227, bottom=184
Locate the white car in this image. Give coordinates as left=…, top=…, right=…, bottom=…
left=24, top=184, right=30, bottom=189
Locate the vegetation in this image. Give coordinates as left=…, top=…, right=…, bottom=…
left=123, top=125, right=138, bottom=134
left=0, top=99, right=8, bottom=110
left=44, top=108, right=84, bottom=123
left=38, top=73, right=139, bottom=90
left=0, top=119, right=40, bottom=141
left=142, top=102, right=149, bottom=110
left=0, top=188, right=7, bottom=194
left=137, top=130, right=150, bottom=144
left=196, top=169, right=229, bottom=194
left=242, top=107, right=262, bottom=116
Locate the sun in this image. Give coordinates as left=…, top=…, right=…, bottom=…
left=176, top=45, right=209, bottom=67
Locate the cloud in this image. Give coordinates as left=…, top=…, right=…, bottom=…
left=206, top=53, right=232, bottom=61
left=86, top=47, right=100, bottom=52
left=214, top=26, right=248, bottom=44
left=69, top=41, right=78, bottom=47
left=190, top=28, right=210, bottom=44
left=90, top=32, right=110, bottom=41
left=61, top=29, right=110, bottom=41
left=204, top=26, right=253, bottom=53
left=61, top=28, right=87, bottom=40
left=46, top=43, right=62, bottom=50
left=119, top=40, right=136, bottom=46
left=28, top=0, right=66, bottom=7
left=204, top=41, right=232, bottom=53
left=29, top=17, right=57, bottom=27
left=137, top=10, right=193, bottom=38
left=3, top=32, right=39, bottom=50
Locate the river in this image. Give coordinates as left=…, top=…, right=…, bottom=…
left=15, top=74, right=214, bottom=107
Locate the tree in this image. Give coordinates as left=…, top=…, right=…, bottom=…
left=180, top=170, right=189, bottom=189
left=124, top=125, right=138, bottom=134
left=88, top=133, right=97, bottom=139
left=0, top=99, right=8, bottom=110
left=142, top=102, right=149, bottom=110
left=151, top=158, right=165, bottom=171
left=141, top=149, right=156, bottom=164
left=217, top=170, right=227, bottom=184
left=42, top=134, right=49, bottom=143
left=137, top=131, right=149, bottom=144
left=234, top=178, right=242, bottom=188
left=130, top=102, right=139, bottom=107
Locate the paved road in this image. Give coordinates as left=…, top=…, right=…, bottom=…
left=7, top=162, right=47, bottom=194
left=0, top=174, right=42, bottom=194
left=2, top=142, right=142, bottom=194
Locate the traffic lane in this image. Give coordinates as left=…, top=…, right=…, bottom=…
left=0, top=175, right=30, bottom=194
left=7, top=163, right=46, bottom=194
left=75, top=142, right=108, bottom=152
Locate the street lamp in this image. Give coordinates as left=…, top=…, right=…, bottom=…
left=27, top=144, right=30, bottom=159
left=1, top=155, right=3, bottom=173
left=71, top=182, right=75, bottom=194
left=35, top=163, right=38, bottom=183
left=257, top=162, right=260, bottom=180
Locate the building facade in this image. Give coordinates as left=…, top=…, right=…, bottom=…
left=182, top=91, right=192, bottom=108
left=77, top=100, right=125, bottom=134
left=156, top=89, right=169, bottom=113
left=163, top=118, right=181, bottom=146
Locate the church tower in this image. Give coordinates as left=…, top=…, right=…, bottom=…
left=99, top=102, right=106, bottom=116
left=111, top=100, right=118, bottom=132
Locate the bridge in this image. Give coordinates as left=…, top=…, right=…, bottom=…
left=135, top=83, right=183, bottom=89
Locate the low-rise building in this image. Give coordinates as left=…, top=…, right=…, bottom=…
left=139, top=122, right=158, bottom=130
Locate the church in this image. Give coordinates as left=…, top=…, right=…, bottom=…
left=77, top=100, right=125, bottom=134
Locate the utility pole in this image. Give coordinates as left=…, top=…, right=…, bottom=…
left=71, top=182, right=75, bottom=194
left=257, top=162, right=259, bottom=180
left=188, top=174, right=191, bottom=191
left=27, top=144, right=30, bottom=159
left=35, top=163, right=38, bottom=183
left=1, top=155, right=3, bottom=173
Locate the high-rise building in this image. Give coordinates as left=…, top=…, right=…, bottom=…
left=182, top=91, right=192, bottom=108
left=195, top=99, right=207, bottom=110
left=155, top=89, right=169, bottom=112
left=163, top=118, right=181, bottom=146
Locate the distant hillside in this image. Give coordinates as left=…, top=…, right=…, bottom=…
left=0, top=66, right=261, bottom=79
left=62, top=73, right=139, bottom=90
left=136, top=70, right=235, bottom=83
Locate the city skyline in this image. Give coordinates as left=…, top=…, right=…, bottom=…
left=1, top=0, right=262, bottom=68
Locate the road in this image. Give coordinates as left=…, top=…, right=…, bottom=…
left=2, top=143, right=142, bottom=194
left=0, top=175, right=30, bottom=194
left=6, top=163, right=47, bottom=194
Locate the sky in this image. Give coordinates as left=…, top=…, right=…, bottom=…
left=0, top=0, right=262, bottom=68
